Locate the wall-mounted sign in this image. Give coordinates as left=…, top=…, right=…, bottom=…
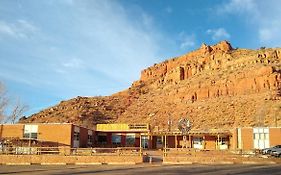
left=178, top=118, right=191, bottom=134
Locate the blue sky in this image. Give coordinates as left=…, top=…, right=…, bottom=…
left=0, top=0, right=280, bottom=116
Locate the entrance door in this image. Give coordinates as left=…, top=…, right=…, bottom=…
left=141, top=135, right=148, bottom=149
left=156, top=136, right=163, bottom=149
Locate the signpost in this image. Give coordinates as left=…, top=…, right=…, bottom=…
left=178, top=118, right=192, bottom=148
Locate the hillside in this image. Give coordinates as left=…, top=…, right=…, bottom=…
left=19, top=41, right=281, bottom=130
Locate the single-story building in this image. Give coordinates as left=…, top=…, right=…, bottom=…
left=95, top=123, right=150, bottom=148
left=0, top=123, right=95, bottom=148
left=95, top=124, right=281, bottom=151
left=1, top=123, right=280, bottom=151
left=233, top=127, right=281, bottom=150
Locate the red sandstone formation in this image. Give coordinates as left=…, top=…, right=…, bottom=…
left=20, top=41, right=281, bottom=130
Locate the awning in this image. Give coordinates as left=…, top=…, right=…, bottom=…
left=151, top=129, right=232, bottom=136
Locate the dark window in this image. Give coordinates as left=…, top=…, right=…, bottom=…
left=97, top=135, right=107, bottom=144
left=112, top=134, right=121, bottom=145
left=126, top=134, right=135, bottom=146
left=88, top=135, right=93, bottom=143
left=74, top=132, right=80, bottom=141
left=23, top=133, right=37, bottom=139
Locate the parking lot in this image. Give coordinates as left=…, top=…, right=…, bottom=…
left=0, top=164, right=281, bottom=175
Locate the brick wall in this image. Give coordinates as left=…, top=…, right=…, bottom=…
left=38, top=124, right=72, bottom=147
left=0, top=155, right=143, bottom=164
left=231, top=129, right=238, bottom=149
left=269, top=128, right=281, bottom=146
left=0, top=124, right=24, bottom=139
left=241, top=128, right=253, bottom=150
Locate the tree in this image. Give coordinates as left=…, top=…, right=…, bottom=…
left=0, top=82, right=28, bottom=124
left=0, top=82, right=8, bottom=123
left=8, top=99, right=28, bottom=124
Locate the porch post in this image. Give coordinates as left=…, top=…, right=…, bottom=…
left=164, top=134, right=167, bottom=149
left=189, top=134, right=192, bottom=148
left=175, top=135, right=177, bottom=148
left=217, top=134, right=220, bottom=150
left=149, top=134, right=153, bottom=149
left=140, top=133, right=142, bottom=149
left=203, top=135, right=206, bottom=149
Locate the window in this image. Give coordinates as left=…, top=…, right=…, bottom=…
left=112, top=134, right=121, bottom=145
left=156, top=136, right=162, bottom=145
left=126, top=134, right=135, bottom=146
left=254, top=133, right=259, bottom=140
left=74, top=132, right=80, bottom=141
left=97, top=135, right=107, bottom=144
left=193, top=137, right=203, bottom=145
left=88, top=135, right=93, bottom=143
left=220, top=138, right=228, bottom=145
left=23, top=125, right=38, bottom=139
left=253, top=127, right=269, bottom=149
left=193, top=137, right=203, bottom=149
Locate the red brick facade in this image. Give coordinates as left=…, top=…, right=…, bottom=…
left=0, top=123, right=94, bottom=148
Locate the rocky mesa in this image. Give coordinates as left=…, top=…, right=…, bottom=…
left=20, top=41, right=281, bottom=130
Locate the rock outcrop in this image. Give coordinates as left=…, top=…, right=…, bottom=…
left=20, top=41, right=281, bottom=130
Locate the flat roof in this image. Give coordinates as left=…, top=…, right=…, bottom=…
left=1, top=123, right=95, bottom=131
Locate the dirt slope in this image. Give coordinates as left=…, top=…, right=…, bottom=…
left=20, top=41, right=281, bottom=130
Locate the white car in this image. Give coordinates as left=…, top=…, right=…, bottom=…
left=262, top=145, right=281, bottom=154
left=271, top=148, right=281, bottom=157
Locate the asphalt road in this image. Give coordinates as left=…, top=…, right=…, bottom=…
left=0, top=164, right=281, bottom=175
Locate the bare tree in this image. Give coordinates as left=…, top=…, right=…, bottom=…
left=8, top=99, right=28, bottom=124
left=0, top=82, right=8, bottom=123
left=0, top=82, right=28, bottom=124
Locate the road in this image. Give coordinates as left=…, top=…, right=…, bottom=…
left=0, top=164, right=281, bottom=175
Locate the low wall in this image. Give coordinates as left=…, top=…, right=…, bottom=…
left=0, top=155, right=143, bottom=165
left=163, top=156, right=281, bottom=164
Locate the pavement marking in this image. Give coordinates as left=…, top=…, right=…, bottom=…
left=5, top=163, right=31, bottom=165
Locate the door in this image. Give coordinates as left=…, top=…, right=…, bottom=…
left=141, top=135, right=148, bottom=149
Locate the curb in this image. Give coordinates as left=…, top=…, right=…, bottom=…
left=201, top=161, right=235, bottom=165
left=242, top=161, right=277, bottom=164
left=107, top=162, right=137, bottom=165
left=163, top=162, right=193, bottom=164
left=1, top=162, right=139, bottom=165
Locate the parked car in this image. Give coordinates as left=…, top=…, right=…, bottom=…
left=272, top=149, right=281, bottom=157
left=262, top=145, right=281, bottom=154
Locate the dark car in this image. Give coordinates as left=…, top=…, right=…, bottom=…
left=262, top=145, right=281, bottom=154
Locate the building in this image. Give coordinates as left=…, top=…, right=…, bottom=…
left=0, top=123, right=95, bottom=148
left=95, top=123, right=149, bottom=148
left=1, top=122, right=280, bottom=150
left=150, top=129, right=232, bottom=150
left=233, top=127, right=281, bottom=150
left=95, top=123, right=281, bottom=151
